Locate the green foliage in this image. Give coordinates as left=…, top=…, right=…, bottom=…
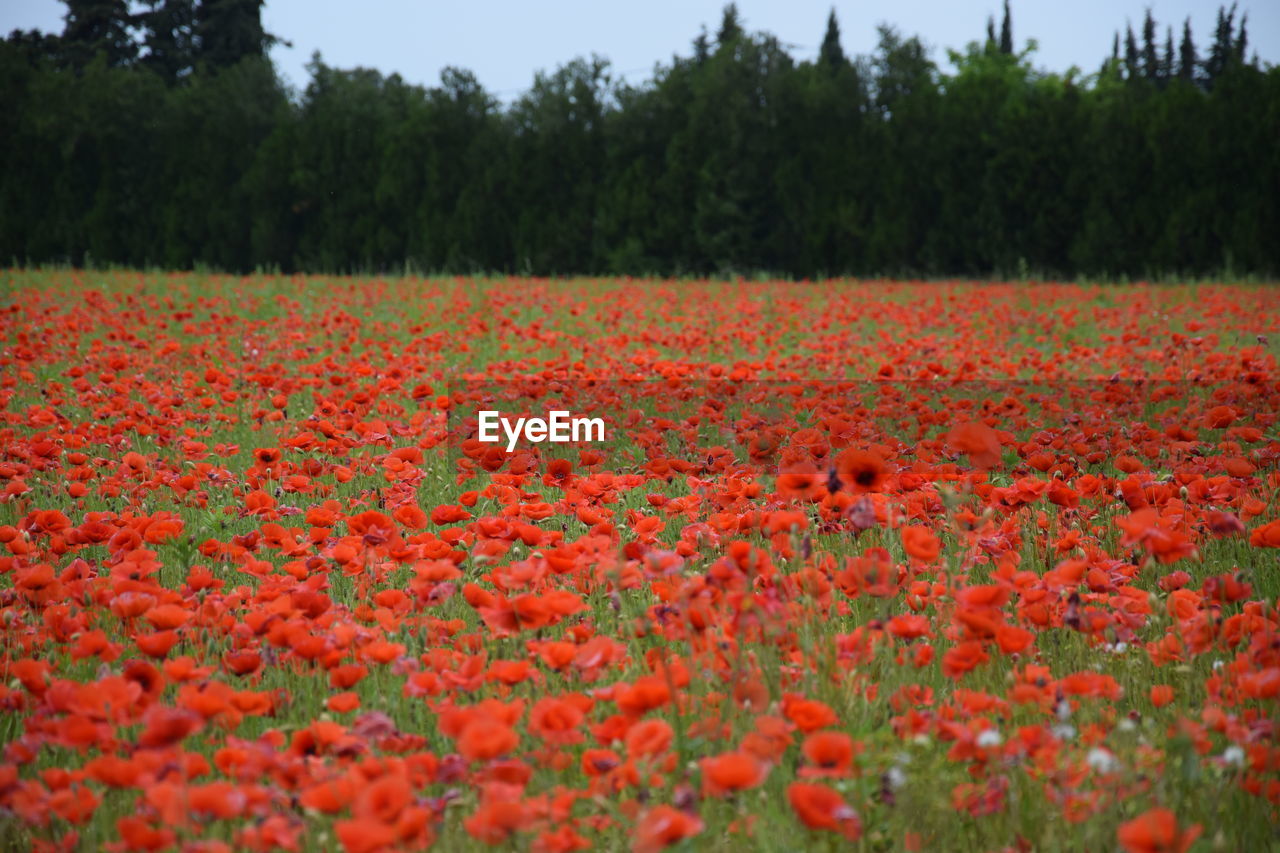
left=1, top=3, right=1276, bottom=278
left=60, top=0, right=136, bottom=69
left=999, top=0, right=1013, bottom=56
left=818, top=9, right=845, bottom=70
left=507, top=56, right=611, bottom=274
left=195, top=0, right=276, bottom=70
left=137, top=0, right=197, bottom=83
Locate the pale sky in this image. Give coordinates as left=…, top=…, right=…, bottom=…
left=5, top=1, right=1275, bottom=99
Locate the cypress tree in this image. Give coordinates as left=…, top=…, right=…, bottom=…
left=3, top=2, right=1278, bottom=278
left=1178, top=17, right=1197, bottom=83
left=693, top=26, right=710, bottom=65
left=1161, top=26, right=1174, bottom=85
left=999, top=0, right=1013, bottom=55
left=1204, top=4, right=1235, bottom=83
left=819, top=9, right=846, bottom=69
left=1141, top=10, right=1158, bottom=82
left=716, top=4, right=743, bottom=47
left=1124, top=24, right=1140, bottom=81
left=1233, top=12, right=1247, bottom=64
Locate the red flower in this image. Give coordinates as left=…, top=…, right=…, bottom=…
left=799, top=731, right=859, bottom=778
left=457, top=718, right=519, bottom=762
left=787, top=782, right=862, bottom=839
left=700, top=751, right=769, bottom=797
left=1117, top=807, right=1202, bottom=853
left=1249, top=519, right=1280, bottom=548
left=946, top=421, right=1002, bottom=469
left=835, top=449, right=887, bottom=493
left=632, top=805, right=703, bottom=852
left=941, top=641, right=990, bottom=679
left=901, top=525, right=941, bottom=564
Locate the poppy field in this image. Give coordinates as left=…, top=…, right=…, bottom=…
left=2, top=269, right=1279, bottom=852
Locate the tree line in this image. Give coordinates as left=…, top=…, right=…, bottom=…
left=2, top=1, right=1276, bottom=278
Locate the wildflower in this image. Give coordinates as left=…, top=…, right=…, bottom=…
left=1117, top=807, right=1202, bottom=853
left=787, top=783, right=862, bottom=840
left=632, top=806, right=703, bottom=852
left=834, top=449, right=887, bottom=493
left=700, top=751, right=770, bottom=797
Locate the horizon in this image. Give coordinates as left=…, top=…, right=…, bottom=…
left=3, top=0, right=1275, bottom=100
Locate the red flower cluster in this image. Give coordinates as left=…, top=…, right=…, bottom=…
left=0, top=273, right=1276, bottom=850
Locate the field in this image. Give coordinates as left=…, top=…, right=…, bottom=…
left=1, top=270, right=1278, bottom=852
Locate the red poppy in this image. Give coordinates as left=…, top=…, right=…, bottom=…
left=787, top=782, right=862, bottom=839
left=901, top=525, right=941, bottom=564
left=700, top=751, right=770, bottom=796
left=941, top=641, right=990, bottom=679
left=632, top=805, right=704, bottom=853
left=835, top=449, right=887, bottom=493
left=625, top=718, right=674, bottom=760
left=1117, top=807, right=1202, bottom=853
left=946, top=421, right=1002, bottom=469
left=457, top=719, right=519, bottom=762
left=799, top=731, right=859, bottom=778
left=1249, top=519, right=1280, bottom=548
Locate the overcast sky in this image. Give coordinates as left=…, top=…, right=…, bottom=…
left=5, top=1, right=1275, bottom=99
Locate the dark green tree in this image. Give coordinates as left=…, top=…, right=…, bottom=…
left=683, top=28, right=794, bottom=273
left=1178, top=18, right=1197, bottom=83
left=414, top=68, right=506, bottom=271
left=1, top=3, right=1277, bottom=279
left=1124, top=25, right=1140, bottom=81
left=866, top=25, right=938, bottom=272
left=154, top=54, right=287, bottom=268
left=819, top=9, right=846, bottom=69
left=287, top=56, right=421, bottom=270
left=773, top=48, right=870, bottom=275
left=1141, top=9, right=1158, bottom=82
left=999, top=0, right=1013, bottom=55
left=693, top=26, right=710, bottom=65
left=506, top=56, right=612, bottom=274
left=195, top=0, right=276, bottom=70
left=716, top=4, right=743, bottom=47
left=60, top=0, right=137, bottom=70
left=871, top=25, right=933, bottom=115
left=1203, top=3, right=1237, bottom=84
left=3, top=29, right=62, bottom=66
left=137, top=0, right=196, bottom=83
left=597, top=54, right=701, bottom=273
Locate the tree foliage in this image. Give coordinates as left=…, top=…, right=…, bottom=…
left=2, top=2, right=1275, bottom=278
